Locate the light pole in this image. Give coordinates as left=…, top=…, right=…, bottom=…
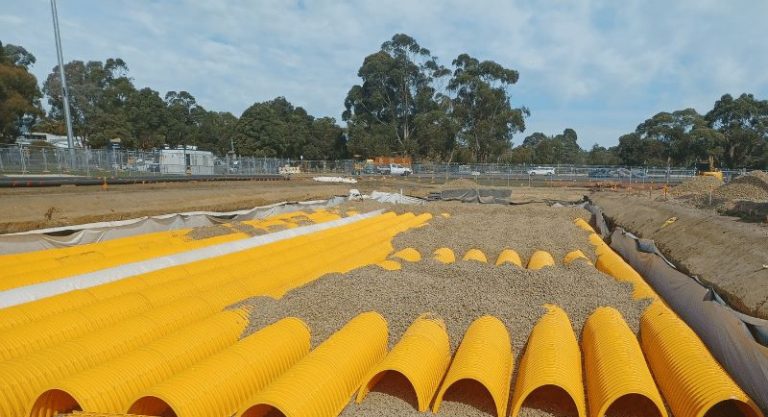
left=50, top=0, right=76, bottom=168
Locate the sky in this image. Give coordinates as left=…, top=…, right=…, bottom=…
left=2, top=0, right=768, bottom=148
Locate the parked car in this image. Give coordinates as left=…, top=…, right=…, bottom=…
left=526, top=166, right=556, bottom=176
left=588, top=168, right=614, bottom=178
left=378, top=163, right=412, bottom=176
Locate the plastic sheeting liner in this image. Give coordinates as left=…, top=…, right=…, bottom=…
left=582, top=307, right=666, bottom=417
left=641, top=301, right=763, bottom=417
left=526, top=250, right=555, bottom=270
left=357, top=314, right=451, bottom=412
left=0, top=199, right=345, bottom=254
left=128, top=318, right=310, bottom=417
left=433, top=316, right=512, bottom=417
left=238, top=312, right=388, bottom=417
left=510, top=305, right=585, bottom=417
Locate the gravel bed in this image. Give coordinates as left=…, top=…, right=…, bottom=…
left=236, top=260, right=648, bottom=417
left=390, top=202, right=595, bottom=262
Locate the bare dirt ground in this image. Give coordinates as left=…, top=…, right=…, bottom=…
left=591, top=191, right=768, bottom=319
left=0, top=177, right=584, bottom=233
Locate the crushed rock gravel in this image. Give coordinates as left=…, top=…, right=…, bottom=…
left=670, top=176, right=723, bottom=197
left=236, top=259, right=649, bottom=417
left=715, top=171, right=768, bottom=201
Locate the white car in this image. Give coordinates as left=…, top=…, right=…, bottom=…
left=527, top=167, right=556, bottom=176
left=378, top=163, right=412, bottom=176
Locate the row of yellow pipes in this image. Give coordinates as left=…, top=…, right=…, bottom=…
left=387, top=246, right=591, bottom=270
left=0, top=210, right=340, bottom=291
left=21, top=303, right=766, bottom=417
left=574, top=217, right=763, bottom=417
left=0, top=211, right=433, bottom=417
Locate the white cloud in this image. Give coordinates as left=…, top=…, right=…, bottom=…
left=1, top=0, right=767, bottom=146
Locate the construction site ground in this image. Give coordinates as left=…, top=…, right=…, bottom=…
left=1, top=176, right=766, bottom=417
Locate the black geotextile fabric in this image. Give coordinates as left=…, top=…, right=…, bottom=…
left=437, top=189, right=511, bottom=204
left=610, top=229, right=768, bottom=413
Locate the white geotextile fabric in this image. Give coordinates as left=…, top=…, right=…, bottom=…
left=0, top=197, right=347, bottom=254
left=369, top=191, right=427, bottom=205
left=0, top=210, right=382, bottom=309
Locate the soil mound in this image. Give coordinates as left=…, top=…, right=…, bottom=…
left=715, top=171, right=768, bottom=201
left=670, top=176, right=723, bottom=197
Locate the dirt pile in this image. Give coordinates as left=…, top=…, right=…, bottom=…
left=670, top=176, right=723, bottom=197
left=715, top=171, right=768, bottom=201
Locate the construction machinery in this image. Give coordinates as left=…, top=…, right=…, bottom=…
left=695, top=155, right=723, bottom=181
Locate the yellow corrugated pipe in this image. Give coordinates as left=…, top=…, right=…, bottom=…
left=0, top=211, right=396, bottom=330
left=238, top=312, right=388, bottom=417
left=587, top=233, right=658, bottom=300
left=526, top=250, right=555, bottom=270
left=128, top=317, right=310, bottom=417
left=573, top=217, right=595, bottom=233
left=462, top=248, right=488, bottom=263
left=510, top=305, right=585, bottom=417
left=433, top=316, right=512, bottom=417
left=495, top=249, right=522, bottom=267
left=29, top=309, right=250, bottom=417
left=376, top=260, right=402, bottom=271
left=357, top=314, right=451, bottom=412
left=433, top=248, right=456, bottom=264
left=391, top=247, right=422, bottom=262
left=3, top=211, right=420, bottom=375
left=563, top=249, right=592, bottom=266
left=0, top=296, right=219, bottom=417
left=640, top=302, right=763, bottom=417
left=582, top=307, right=667, bottom=417
left=0, top=210, right=334, bottom=292
left=0, top=292, right=150, bottom=361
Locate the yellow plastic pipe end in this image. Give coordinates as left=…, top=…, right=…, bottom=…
left=127, top=317, right=311, bottom=417
left=357, top=314, right=451, bottom=412
left=583, top=307, right=667, bottom=417
left=640, top=302, right=764, bottom=417
left=573, top=218, right=596, bottom=233
left=510, top=305, right=585, bottom=417
left=526, top=250, right=555, bottom=270
left=440, top=212, right=451, bottom=218
left=377, top=260, right=402, bottom=271
left=238, top=312, right=388, bottom=417
left=433, top=316, right=513, bottom=417
left=495, top=249, right=522, bottom=267
left=563, top=250, right=592, bottom=266
left=462, top=249, right=488, bottom=263
left=392, top=248, right=422, bottom=263
left=432, top=248, right=456, bottom=264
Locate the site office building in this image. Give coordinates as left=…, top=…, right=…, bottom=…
left=158, top=145, right=214, bottom=175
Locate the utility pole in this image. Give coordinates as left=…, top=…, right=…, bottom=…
left=50, top=0, right=76, bottom=168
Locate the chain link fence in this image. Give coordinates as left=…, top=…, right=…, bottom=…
left=0, top=144, right=756, bottom=183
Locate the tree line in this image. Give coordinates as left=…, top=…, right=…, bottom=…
left=1, top=35, right=767, bottom=168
